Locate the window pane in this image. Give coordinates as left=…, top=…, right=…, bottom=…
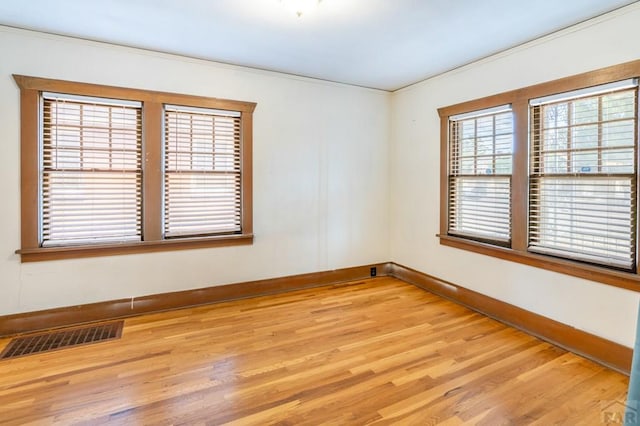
left=602, top=149, right=635, bottom=173
left=43, top=172, right=141, bottom=244
left=448, top=107, right=513, bottom=243
left=571, top=150, right=598, bottom=173
left=41, top=96, right=142, bottom=246
left=529, top=86, right=637, bottom=270
left=530, top=177, right=634, bottom=268
left=543, top=152, right=567, bottom=173
left=572, top=98, right=598, bottom=124
left=449, top=176, right=511, bottom=241
left=543, top=128, right=568, bottom=151
left=495, top=155, right=512, bottom=175
left=164, top=106, right=242, bottom=238
left=602, top=91, right=635, bottom=120
left=495, top=134, right=512, bottom=155
left=459, top=157, right=474, bottom=174
left=495, top=114, right=512, bottom=135
left=461, top=120, right=475, bottom=139
left=461, top=137, right=475, bottom=156
left=544, top=103, right=568, bottom=128
left=602, top=120, right=635, bottom=148
left=476, top=136, right=493, bottom=156
left=572, top=124, right=598, bottom=150
left=476, top=116, right=493, bottom=137
left=165, top=173, right=240, bottom=236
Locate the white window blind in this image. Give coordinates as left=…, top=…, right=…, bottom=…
left=164, top=105, right=242, bottom=238
left=41, top=93, right=142, bottom=246
left=529, top=82, right=638, bottom=270
left=448, top=105, right=513, bottom=244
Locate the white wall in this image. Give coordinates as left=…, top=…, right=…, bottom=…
left=390, top=3, right=640, bottom=347
left=0, top=27, right=390, bottom=315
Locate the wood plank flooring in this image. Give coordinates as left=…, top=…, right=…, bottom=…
left=0, top=277, right=629, bottom=425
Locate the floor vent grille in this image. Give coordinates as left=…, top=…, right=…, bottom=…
left=0, top=321, right=124, bottom=360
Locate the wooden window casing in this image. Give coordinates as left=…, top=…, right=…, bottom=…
left=14, top=75, right=256, bottom=262
left=438, top=60, right=640, bottom=292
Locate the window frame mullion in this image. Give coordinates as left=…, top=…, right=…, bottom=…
left=142, top=101, right=163, bottom=242
left=511, top=99, right=529, bottom=251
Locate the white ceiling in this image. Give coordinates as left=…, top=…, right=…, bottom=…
left=0, top=0, right=637, bottom=91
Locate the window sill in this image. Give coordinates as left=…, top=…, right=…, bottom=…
left=437, top=234, right=640, bottom=292
left=16, top=233, right=254, bottom=262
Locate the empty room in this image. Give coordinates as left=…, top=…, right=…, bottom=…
left=2, top=0, right=640, bottom=424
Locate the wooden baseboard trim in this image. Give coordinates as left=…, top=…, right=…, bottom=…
left=0, top=263, right=391, bottom=337
left=389, top=262, right=632, bottom=375
left=1, top=260, right=631, bottom=375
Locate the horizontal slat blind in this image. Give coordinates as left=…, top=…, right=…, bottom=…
left=529, top=84, right=638, bottom=269
left=448, top=107, right=513, bottom=243
left=41, top=94, right=142, bottom=246
left=164, top=105, right=242, bottom=238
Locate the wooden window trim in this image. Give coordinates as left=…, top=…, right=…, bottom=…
left=14, top=75, right=256, bottom=262
left=438, top=59, right=640, bottom=292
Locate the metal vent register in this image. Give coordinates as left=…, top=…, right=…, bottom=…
left=0, top=321, right=123, bottom=359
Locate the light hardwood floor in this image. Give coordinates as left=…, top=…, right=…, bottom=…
left=0, top=277, right=629, bottom=425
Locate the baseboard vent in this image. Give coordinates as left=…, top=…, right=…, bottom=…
left=0, top=321, right=123, bottom=360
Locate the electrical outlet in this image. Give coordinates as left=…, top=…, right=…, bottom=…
left=370, top=267, right=377, bottom=277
